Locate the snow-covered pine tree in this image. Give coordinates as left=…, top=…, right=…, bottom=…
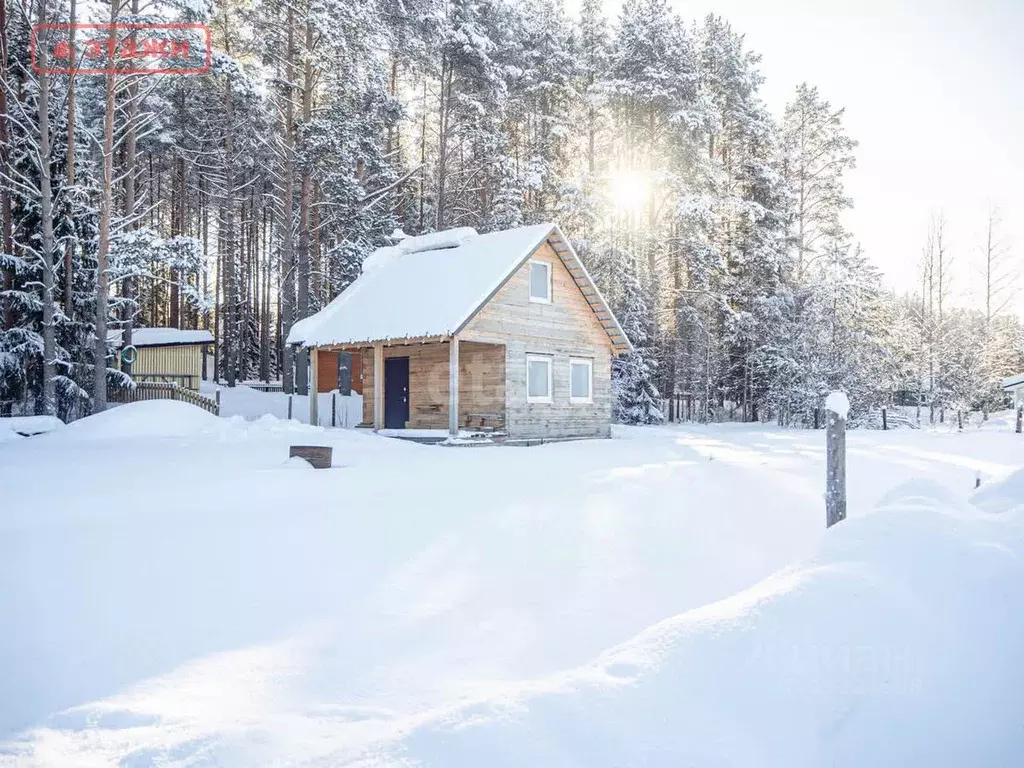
left=610, top=249, right=663, bottom=424
left=780, top=83, right=857, bottom=282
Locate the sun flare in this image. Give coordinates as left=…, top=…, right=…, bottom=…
left=607, top=171, right=650, bottom=215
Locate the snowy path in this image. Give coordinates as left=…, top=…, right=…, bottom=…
left=1, top=404, right=1023, bottom=765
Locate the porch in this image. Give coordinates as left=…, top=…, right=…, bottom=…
left=309, top=338, right=505, bottom=436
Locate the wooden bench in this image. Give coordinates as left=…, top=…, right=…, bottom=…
left=464, top=412, right=504, bottom=430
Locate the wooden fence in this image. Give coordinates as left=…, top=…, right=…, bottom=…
left=244, top=382, right=283, bottom=393
left=130, top=372, right=198, bottom=389
left=660, top=394, right=711, bottom=423
left=109, top=381, right=220, bottom=415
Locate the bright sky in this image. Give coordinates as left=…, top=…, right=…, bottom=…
left=593, top=0, right=1024, bottom=307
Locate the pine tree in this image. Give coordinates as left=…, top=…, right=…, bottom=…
left=611, top=250, right=663, bottom=424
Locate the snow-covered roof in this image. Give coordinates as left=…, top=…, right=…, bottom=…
left=1003, top=374, right=1024, bottom=390
left=107, top=328, right=215, bottom=348
left=288, top=223, right=631, bottom=353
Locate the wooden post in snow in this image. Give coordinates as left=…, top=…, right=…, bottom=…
left=373, top=342, right=384, bottom=430
left=1017, top=405, right=1022, bottom=434
left=881, top=407, right=887, bottom=431
left=448, top=336, right=460, bottom=438
left=309, top=348, right=319, bottom=425
left=825, top=391, right=848, bottom=529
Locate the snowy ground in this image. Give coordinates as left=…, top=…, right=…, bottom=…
left=2, top=404, right=1024, bottom=765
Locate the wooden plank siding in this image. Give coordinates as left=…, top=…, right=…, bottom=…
left=359, top=341, right=505, bottom=429
left=115, top=344, right=205, bottom=390
left=460, top=241, right=613, bottom=440
left=315, top=350, right=363, bottom=395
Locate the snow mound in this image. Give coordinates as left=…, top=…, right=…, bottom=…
left=0, top=415, right=63, bottom=439
left=376, top=482, right=1024, bottom=767
left=60, top=400, right=220, bottom=440
left=825, top=390, right=850, bottom=419
left=281, top=455, right=316, bottom=470
left=973, top=464, right=1024, bottom=514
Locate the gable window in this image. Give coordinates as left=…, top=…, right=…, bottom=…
left=529, top=260, right=551, bottom=303
left=526, top=354, right=553, bottom=403
left=569, top=358, right=593, bottom=404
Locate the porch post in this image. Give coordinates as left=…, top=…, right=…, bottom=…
left=309, top=347, right=319, bottom=425
left=373, top=342, right=384, bottom=429
left=449, top=336, right=460, bottom=437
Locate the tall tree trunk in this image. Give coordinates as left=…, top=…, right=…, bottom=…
left=295, top=18, right=313, bottom=395
left=436, top=54, right=450, bottom=229
left=279, top=7, right=296, bottom=393
left=122, top=0, right=140, bottom=378
left=62, top=0, right=77, bottom=317
left=222, top=79, right=236, bottom=386
left=36, top=5, right=56, bottom=415
left=93, top=7, right=120, bottom=412
left=0, top=0, right=13, bottom=332
left=260, top=196, right=270, bottom=381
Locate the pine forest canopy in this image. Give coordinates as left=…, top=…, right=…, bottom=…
left=0, top=0, right=1020, bottom=425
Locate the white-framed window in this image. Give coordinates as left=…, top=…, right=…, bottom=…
left=529, top=260, right=552, bottom=303
left=526, top=354, right=553, bottom=403
left=569, top=357, right=593, bottom=404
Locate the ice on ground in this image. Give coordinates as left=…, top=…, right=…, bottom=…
left=2, top=411, right=1024, bottom=765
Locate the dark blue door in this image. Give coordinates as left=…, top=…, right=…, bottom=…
left=384, top=357, right=410, bottom=429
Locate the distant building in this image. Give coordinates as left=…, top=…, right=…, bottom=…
left=1003, top=374, right=1024, bottom=409
left=288, top=223, right=631, bottom=442
left=107, top=328, right=214, bottom=391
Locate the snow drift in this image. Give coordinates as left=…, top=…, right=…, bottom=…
left=377, top=482, right=1024, bottom=767
left=58, top=400, right=220, bottom=440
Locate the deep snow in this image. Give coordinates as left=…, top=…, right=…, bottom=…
left=2, top=402, right=1023, bottom=765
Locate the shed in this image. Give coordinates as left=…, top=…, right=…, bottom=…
left=1003, top=374, right=1024, bottom=408
left=107, top=327, right=214, bottom=391
left=288, top=223, right=631, bottom=441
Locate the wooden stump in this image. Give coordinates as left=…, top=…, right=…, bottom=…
left=290, top=445, right=332, bottom=469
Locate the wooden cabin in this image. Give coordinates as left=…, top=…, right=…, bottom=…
left=288, top=223, right=631, bottom=441
left=107, top=327, right=214, bottom=391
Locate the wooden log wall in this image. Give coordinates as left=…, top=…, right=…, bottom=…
left=460, top=241, right=613, bottom=439
left=359, top=340, right=504, bottom=429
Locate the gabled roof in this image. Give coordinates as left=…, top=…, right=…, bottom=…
left=1003, top=374, right=1024, bottom=390
left=107, top=328, right=214, bottom=348
left=287, top=223, right=632, bottom=354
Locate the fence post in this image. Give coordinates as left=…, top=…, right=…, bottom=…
left=288, top=395, right=293, bottom=421
left=1017, top=406, right=1022, bottom=434
left=825, top=391, right=848, bottom=529
left=881, top=407, right=887, bottom=431
left=332, top=393, right=337, bottom=427
left=215, top=389, right=221, bottom=416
